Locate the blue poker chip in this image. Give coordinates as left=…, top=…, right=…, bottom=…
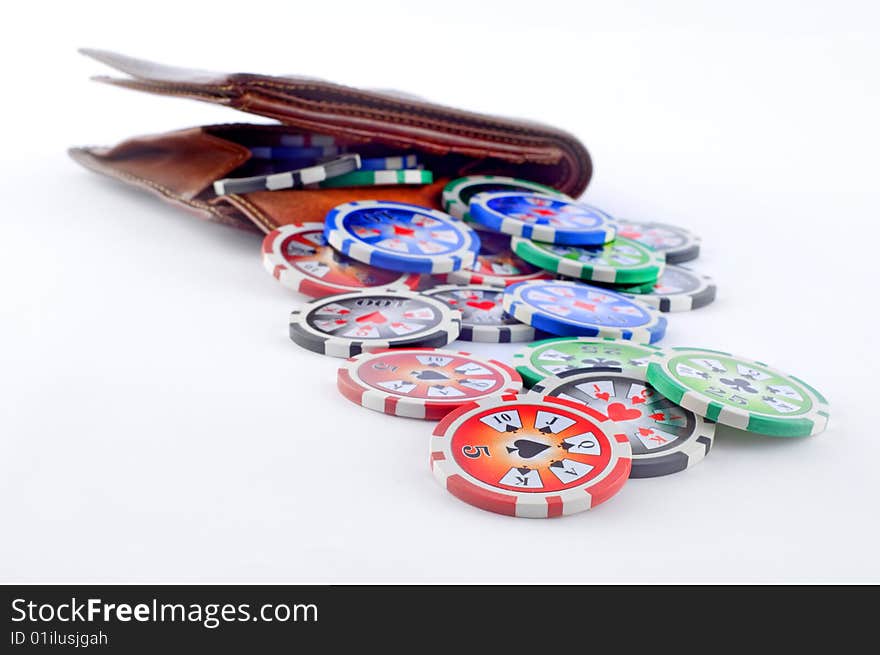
left=502, top=279, right=667, bottom=344
left=250, top=145, right=341, bottom=160
left=468, top=191, right=617, bottom=245
left=324, top=201, right=481, bottom=274
left=359, top=154, right=419, bottom=171
left=249, top=147, right=416, bottom=172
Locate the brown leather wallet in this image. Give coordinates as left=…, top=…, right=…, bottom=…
left=69, top=50, right=593, bottom=234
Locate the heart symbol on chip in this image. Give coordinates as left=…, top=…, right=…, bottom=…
left=466, top=301, right=496, bottom=311
left=606, top=402, right=642, bottom=422
left=393, top=224, right=415, bottom=237
left=573, top=300, right=597, bottom=312
left=356, top=311, right=388, bottom=324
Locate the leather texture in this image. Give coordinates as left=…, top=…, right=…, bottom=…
left=70, top=50, right=594, bottom=233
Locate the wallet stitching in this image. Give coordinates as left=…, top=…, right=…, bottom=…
left=249, top=96, right=554, bottom=144
left=101, top=79, right=237, bottom=102
left=245, top=81, right=565, bottom=137
left=218, top=194, right=275, bottom=233
left=97, top=82, right=586, bottom=181
left=244, top=101, right=560, bottom=155
left=213, top=120, right=580, bottom=190
left=73, top=150, right=219, bottom=214
left=112, top=78, right=572, bottom=145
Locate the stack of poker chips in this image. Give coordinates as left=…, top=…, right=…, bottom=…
left=213, top=135, right=432, bottom=194
left=253, top=153, right=829, bottom=520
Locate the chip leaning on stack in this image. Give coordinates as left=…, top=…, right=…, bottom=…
left=71, top=51, right=831, bottom=521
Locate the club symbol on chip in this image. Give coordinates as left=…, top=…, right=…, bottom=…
left=583, top=357, right=621, bottom=367
left=720, top=377, right=758, bottom=394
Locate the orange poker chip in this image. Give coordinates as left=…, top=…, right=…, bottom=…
left=430, top=393, right=632, bottom=518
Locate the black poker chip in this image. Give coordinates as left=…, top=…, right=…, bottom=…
left=288, top=289, right=461, bottom=357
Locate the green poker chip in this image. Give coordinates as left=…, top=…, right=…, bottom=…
left=645, top=347, right=830, bottom=437
left=512, top=336, right=666, bottom=387
left=317, top=169, right=433, bottom=188
left=617, top=281, right=656, bottom=294
left=511, top=235, right=665, bottom=285
left=441, top=175, right=571, bottom=221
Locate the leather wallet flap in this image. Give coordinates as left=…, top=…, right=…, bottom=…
left=79, top=49, right=593, bottom=197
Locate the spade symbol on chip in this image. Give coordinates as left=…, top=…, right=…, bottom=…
left=412, top=370, right=449, bottom=381
left=506, top=439, right=551, bottom=459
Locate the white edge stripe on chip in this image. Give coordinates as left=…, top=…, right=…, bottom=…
left=516, top=501, right=550, bottom=519
left=679, top=391, right=712, bottom=423
left=716, top=405, right=750, bottom=430
left=668, top=296, right=693, bottom=311
left=395, top=397, right=428, bottom=419
left=266, top=172, right=294, bottom=191
left=362, top=390, right=388, bottom=413
left=470, top=325, right=500, bottom=341
left=530, top=224, right=556, bottom=242
left=429, top=256, right=456, bottom=274
left=510, top=304, right=535, bottom=324
left=430, top=440, right=450, bottom=480
left=300, top=166, right=328, bottom=185
left=593, top=269, right=616, bottom=283
left=348, top=240, right=376, bottom=264
left=325, top=339, right=351, bottom=358
left=375, top=171, right=397, bottom=184
left=501, top=218, right=525, bottom=237
left=556, top=259, right=582, bottom=277
left=446, top=201, right=466, bottom=219
left=326, top=230, right=345, bottom=253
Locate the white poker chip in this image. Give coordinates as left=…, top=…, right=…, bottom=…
left=527, top=366, right=715, bottom=478
left=621, top=265, right=716, bottom=312
left=289, top=288, right=461, bottom=358
left=422, top=284, right=538, bottom=343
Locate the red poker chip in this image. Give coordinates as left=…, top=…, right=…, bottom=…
left=261, top=223, right=419, bottom=297
left=430, top=394, right=632, bottom=518
left=446, top=231, right=554, bottom=287
left=336, top=348, right=522, bottom=420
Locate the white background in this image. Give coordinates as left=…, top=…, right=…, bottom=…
left=2, top=1, right=878, bottom=583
